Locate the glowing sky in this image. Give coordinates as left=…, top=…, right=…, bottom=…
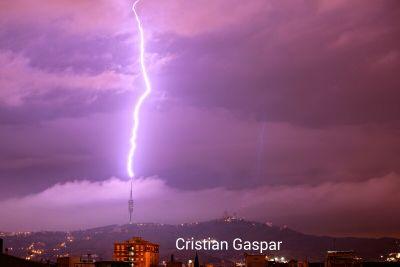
left=0, top=0, right=399, bottom=237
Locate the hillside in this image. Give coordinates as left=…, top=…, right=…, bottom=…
left=2, top=218, right=399, bottom=263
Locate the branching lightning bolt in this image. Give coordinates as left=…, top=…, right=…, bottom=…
left=127, top=0, right=151, bottom=179
left=127, top=0, right=150, bottom=224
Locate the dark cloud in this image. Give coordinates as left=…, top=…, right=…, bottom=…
left=0, top=89, right=134, bottom=125
left=152, top=0, right=400, bottom=127
left=0, top=23, right=135, bottom=74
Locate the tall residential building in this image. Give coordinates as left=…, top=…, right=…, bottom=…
left=113, top=237, right=159, bottom=267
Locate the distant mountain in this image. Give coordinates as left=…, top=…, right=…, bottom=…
left=2, top=218, right=399, bottom=263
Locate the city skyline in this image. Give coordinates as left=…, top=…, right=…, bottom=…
left=0, top=0, right=400, bottom=238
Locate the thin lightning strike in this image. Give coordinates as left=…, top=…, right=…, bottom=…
left=127, top=0, right=151, bottom=179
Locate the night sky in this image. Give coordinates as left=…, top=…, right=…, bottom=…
left=0, top=0, right=399, bottom=237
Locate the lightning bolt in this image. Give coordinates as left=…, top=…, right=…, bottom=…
left=127, top=0, right=151, bottom=179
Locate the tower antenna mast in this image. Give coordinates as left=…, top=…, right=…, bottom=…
left=128, top=178, right=134, bottom=224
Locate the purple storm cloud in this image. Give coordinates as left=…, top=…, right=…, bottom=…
left=0, top=0, right=399, bottom=237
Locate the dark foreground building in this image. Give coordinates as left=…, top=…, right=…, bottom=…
left=0, top=253, right=51, bottom=267
left=166, top=254, right=183, bottom=267
left=325, top=251, right=362, bottom=267
left=95, top=261, right=131, bottom=267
